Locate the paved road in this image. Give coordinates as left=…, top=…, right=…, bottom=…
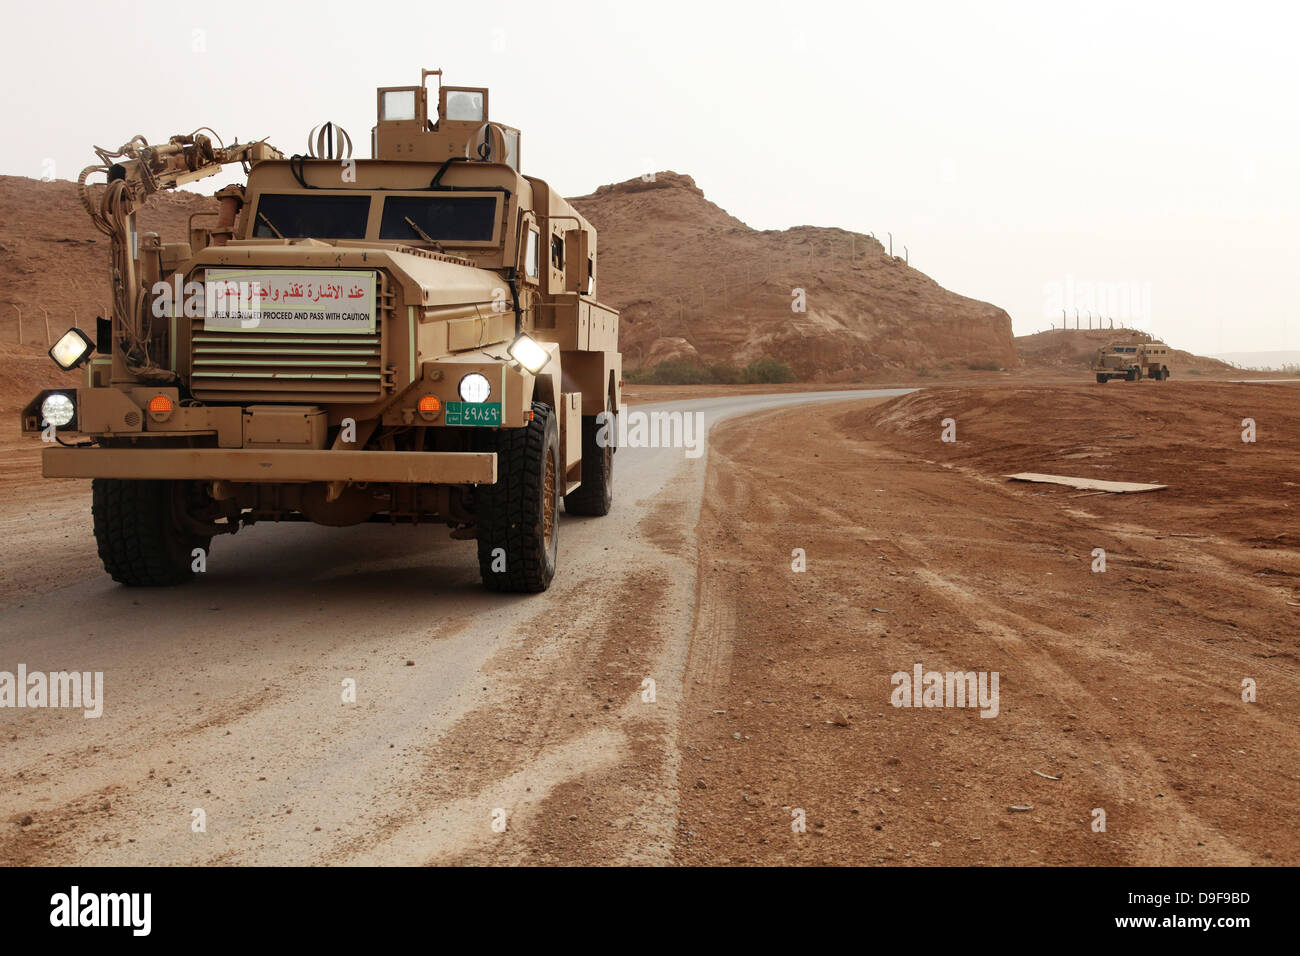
left=0, top=389, right=911, bottom=865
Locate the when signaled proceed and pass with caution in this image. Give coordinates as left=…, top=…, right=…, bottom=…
left=203, top=268, right=376, bottom=333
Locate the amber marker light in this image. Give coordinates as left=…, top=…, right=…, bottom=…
left=148, top=395, right=174, bottom=421
left=417, top=395, right=442, bottom=420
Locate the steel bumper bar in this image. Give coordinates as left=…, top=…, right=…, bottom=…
left=42, top=447, right=497, bottom=485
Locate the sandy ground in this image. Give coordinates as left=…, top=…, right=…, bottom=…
left=1, top=381, right=1295, bottom=865
left=675, top=382, right=1299, bottom=864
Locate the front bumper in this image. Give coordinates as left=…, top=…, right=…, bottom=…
left=42, top=447, right=497, bottom=485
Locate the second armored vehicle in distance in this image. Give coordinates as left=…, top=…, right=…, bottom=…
left=1094, top=341, right=1171, bottom=382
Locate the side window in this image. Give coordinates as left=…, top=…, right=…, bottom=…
left=525, top=227, right=540, bottom=280
left=551, top=235, right=564, bottom=271
left=587, top=256, right=595, bottom=295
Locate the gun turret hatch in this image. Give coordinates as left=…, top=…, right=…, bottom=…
left=372, top=68, right=520, bottom=171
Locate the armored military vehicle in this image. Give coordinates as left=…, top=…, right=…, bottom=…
left=22, top=69, right=621, bottom=593
left=1094, top=341, right=1171, bottom=382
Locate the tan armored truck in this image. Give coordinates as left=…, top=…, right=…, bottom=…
left=1093, top=341, right=1171, bottom=382
left=21, top=70, right=621, bottom=593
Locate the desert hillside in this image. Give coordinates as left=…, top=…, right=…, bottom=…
left=0, top=175, right=214, bottom=347
left=571, top=173, right=1019, bottom=378
left=1016, top=327, right=1236, bottom=374
left=2, top=171, right=1019, bottom=382
left=0, top=175, right=1258, bottom=390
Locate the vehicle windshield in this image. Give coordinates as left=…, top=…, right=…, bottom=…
left=252, top=194, right=370, bottom=239
left=379, top=195, right=497, bottom=243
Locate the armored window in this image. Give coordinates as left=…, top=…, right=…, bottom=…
left=446, top=91, right=484, bottom=122
left=551, top=235, right=564, bottom=270
left=252, top=194, right=370, bottom=239
left=381, top=90, right=417, bottom=121
left=525, top=227, right=540, bottom=279
left=587, top=256, right=595, bottom=295
left=379, top=196, right=498, bottom=242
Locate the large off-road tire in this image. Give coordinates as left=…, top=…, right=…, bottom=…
left=476, top=402, right=560, bottom=593
left=1127, top=367, right=1139, bottom=382
left=563, top=414, right=614, bottom=516
left=1096, top=373, right=1107, bottom=384
left=92, top=479, right=211, bottom=587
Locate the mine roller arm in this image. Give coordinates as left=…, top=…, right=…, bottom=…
left=76, top=132, right=283, bottom=385
left=82, top=132, right=283, bottom=205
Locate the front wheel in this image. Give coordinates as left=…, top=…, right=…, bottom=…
left=1096, top=373, right=1107, bottom=384
left=476, top=402, right=560, bottom=593
left=92, top=479, right=211, bottom=586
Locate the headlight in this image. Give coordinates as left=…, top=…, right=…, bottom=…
left=507, top=334, right=551, bottom=374
left=48, top=327, right=95, bottom=371
left=458, top=373, right=491, bottom=403
left=41, top=393, right=76, bottom=428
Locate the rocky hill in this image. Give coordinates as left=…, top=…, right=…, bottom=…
left=570, top=172, right=1020, bottom=379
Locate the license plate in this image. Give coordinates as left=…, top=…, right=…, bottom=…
left=445, top=402, right=502, bottom=426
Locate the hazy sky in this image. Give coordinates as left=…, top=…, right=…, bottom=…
left=4, top=0, right=1296, bottom=354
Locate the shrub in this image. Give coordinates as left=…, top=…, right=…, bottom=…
left=625, top=359, right=711, bottom=385
left=626, top=357, right=797, bottom=385
left=740, top=357, right=797, bottom=384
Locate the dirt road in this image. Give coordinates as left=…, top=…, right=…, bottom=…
left=0, top=389, right=908, bottom=865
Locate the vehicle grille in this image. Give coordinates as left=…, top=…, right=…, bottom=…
left=187, top=276, right=393, bottom=403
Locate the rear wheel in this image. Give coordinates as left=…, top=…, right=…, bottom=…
left=92, top=479, right=211, bottom=586
left=564, top=413, right=615, bottom=516
left=476, top=402, right=560, bottom=593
